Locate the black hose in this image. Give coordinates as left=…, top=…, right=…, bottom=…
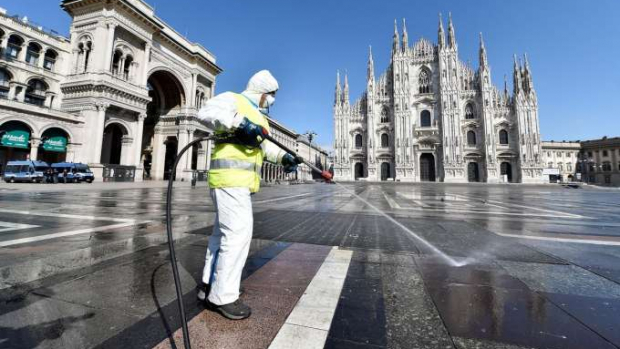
left=166, top=136, right=211, bottom=349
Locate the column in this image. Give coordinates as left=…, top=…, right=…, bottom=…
left=117, top=56, right=125, bottom=78
left=197, top=140, right=208, bottom=170
left=0, top=36, right=8, bottom=56
left=151, top=132, right=166, bottom=180
left=133, top=113, right=146, bottom=168
left=71, top=49, right=79, bottom=74
left=141, top=42, right=151, bottom=86
left=92, top=103, right=109, bottom=163
left=38, top=46, right=46, bottom=68
left=206, top=139, right=213, bottom=170
left=30, top=139, right=40, bottom=161
left=189, top=73, right=197, bottom=108
left=185, top=130, right=194, bottom=170
left=103, top=23, right=116, bottom=72
left=17, top=43, right=27, bottom=61
left=119, top=136, right=132, bottom=165
left=44, top=92, right=55, bottom=108
left=7, top=82, right=17, bottom=100
left=175, top=127, right=190, bottom=180
left=16, top=83, right=26, bottom=102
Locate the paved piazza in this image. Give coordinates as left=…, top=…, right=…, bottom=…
left=1, top=182, right=620, bottom=349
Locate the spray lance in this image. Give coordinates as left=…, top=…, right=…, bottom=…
left=165, top=130, right=331, bottom=349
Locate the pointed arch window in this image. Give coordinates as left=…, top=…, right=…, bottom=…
left=420, top=110, right=431, bottom=127
left=467, top=130, right=477, bottom=146
left=465, top=103, right=475, bottom=119
left=418, top=69, right=431, bottom=94
left=381, top=133, right=389, bottom=148
left=355, top=134, right=363, bottom=148
left=380, top=107, right=389, bottom=123
left=499, top=129, right=509, bottom=145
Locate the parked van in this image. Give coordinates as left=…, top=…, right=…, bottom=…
left=51, top=162, right=94, bottom=183
left=3, top=160, right=49, bottom=183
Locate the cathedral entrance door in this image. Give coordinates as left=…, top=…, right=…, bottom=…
left=419, top=154, right=436, bottom=182
left=354, top=162, right=363, bottom=180
left=468, top=162, right=480, bottom=182
left=381, top=162, right=390, bottom=181
left=501, top=162, right=513, bottom=183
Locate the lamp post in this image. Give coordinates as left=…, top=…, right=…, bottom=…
left=303, top=131, right=317, bottom=180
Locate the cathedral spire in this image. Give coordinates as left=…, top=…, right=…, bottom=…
left=504, top=74, right=509, bottom=97
left=335, top=70, right=342, bottom=106
left=343, top=71, right=350, bottom=105
left=438, top=13, right=445, bottom=48
left=367, top=45, right=375, bottom=83
left=479, top=32, right=488, bottom=69
left=402, top=18, right=408, bottom=52
left=392, top=19, right=400, bottom=55
left=513, top=54, right=521, bottom=95
left=523, top=53, right=534, bottom=92
left=448, top=12, right=456, bottom=48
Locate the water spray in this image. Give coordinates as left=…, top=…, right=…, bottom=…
left=332, top=183, right=463, bottom=267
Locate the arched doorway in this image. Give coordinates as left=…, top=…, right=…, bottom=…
left=354, top=162, right=364, bottom=180
left=39, top=128, right=69, bottom=164
left=419, top=153, right=435, bottom=182
left=381, top=162, right=390, bottom=181
left=0, top=121, right=32, bottom=172
left=145, top=70, right=186, bottom=180
left=163, top=136, right=178, bottom=180
left=500, top=162, right=513, bottom=183
left=468, top=162, right=480, bottom=182
left=101, top=123, right=127, bottom=165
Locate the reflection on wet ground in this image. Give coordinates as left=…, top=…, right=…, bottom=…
left=0, top=182, right=620, bottom=348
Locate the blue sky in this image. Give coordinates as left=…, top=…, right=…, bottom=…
left=5, top=0, right=620, bottom=150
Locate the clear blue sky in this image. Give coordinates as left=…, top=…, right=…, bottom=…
left=5, top=0, right=620, bottom=150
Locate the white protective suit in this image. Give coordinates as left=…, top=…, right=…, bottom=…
left=197, top=70, right=285, bottom=305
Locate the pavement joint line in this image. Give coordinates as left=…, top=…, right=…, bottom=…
left=269, top=246, right=353, bottom=349
left=495, top=231, right=620, bottom=246
left=447, top=192, right=587, bottom=219
left=0, top=221, right=152, bottom=248
left=382, top=192, right=401, bottom=209
left=253, top=192, right=313, bottom=204
left=0, top=208, right=137, bottom=223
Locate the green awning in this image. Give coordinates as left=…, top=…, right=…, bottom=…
left=42, top=135, right=67, bottom=152
left=1, top=130, right=30, bottom=149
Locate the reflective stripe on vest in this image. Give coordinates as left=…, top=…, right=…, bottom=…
left=210, top=159, right=261, bottom=174
left=208, top=93, right=270, bottom=193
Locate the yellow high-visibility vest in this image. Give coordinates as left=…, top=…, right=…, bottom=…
left=208, top=93, right=270, bottom=193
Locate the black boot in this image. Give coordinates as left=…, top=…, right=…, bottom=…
left=197, top=282, right=245, bottom=302
left=212, top=299, right=252, bottom=320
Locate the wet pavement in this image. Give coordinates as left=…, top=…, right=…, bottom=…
left=1, top=181, right=620, bottom=348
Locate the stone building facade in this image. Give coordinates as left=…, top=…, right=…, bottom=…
left=0, top=0, right=325, bottom=183
left=541, top=141, right=581, bottom=182
left=579, top=137, right=620, bottom=186
left=0, top=0, right=221, bottom=181
left=333, top=15, right=544, bottom=183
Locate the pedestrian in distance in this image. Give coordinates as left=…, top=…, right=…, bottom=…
left=195, top=70, right=302, bottom=320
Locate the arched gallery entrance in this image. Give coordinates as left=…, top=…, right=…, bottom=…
left=39, top=127, right=70, bottom=164
left=419, top=153, right=436, bottom=182
left=0, top=120, right=32, bottom=171
left=145, top=70, right=186, bottom=179
left=101, top=123, right=128, bottom=165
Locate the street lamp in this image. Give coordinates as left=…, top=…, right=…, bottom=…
left=303, top=131, right=317, bottom=180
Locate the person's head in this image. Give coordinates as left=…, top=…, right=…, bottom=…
left=243, top=70, right=279, bottom=114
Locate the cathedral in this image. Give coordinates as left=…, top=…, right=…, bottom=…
left=332, top=14, right=544, bottom=183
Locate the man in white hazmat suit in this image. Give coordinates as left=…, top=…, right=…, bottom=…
left=196, top=70, right=301, bottom=320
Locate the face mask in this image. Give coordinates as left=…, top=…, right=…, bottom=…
left=260, top=94, right=276, bottom=114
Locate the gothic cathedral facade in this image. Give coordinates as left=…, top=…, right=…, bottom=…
left=332, top=15, right=544, bottom=183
